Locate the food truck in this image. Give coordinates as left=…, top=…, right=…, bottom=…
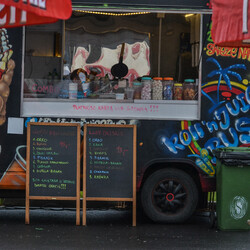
left=1, top=0, right=250, bottom=223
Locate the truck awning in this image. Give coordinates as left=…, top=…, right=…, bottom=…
left=0, top=0, right=72, bottom=28
left=72, top=0, right=210, bottom=11
left=211, top=0, right=250, bottom=47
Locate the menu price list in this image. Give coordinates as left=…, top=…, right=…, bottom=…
left=86, top=127, right=134, bottom=198
left=29, top=126, right=77, bottom=197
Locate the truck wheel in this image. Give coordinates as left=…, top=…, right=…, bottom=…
left=141, top=168, right=198, bottom=223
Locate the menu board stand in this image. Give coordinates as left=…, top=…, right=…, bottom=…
left=25, top=122, right=81, bottom=225
left=83, top=124, right=137, bottom=226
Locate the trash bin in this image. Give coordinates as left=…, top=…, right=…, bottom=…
left=214, top=147, right=250, bottom=231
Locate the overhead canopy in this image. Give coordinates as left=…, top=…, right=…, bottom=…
left=211, top=0, right=250, bottom=47
left=72, top=0, right=210, bottom=11
left=0, top=0, right=72, bottom=28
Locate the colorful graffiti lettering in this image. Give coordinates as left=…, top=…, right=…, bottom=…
left=156, top=26, right=250, bottom=176
left=206, top=44, right=250, bottom=63
left=206, top=44, right=238, bottom=58
left=158, top=80, right=250, bottom=176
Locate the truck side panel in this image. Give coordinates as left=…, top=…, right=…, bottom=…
left=1, top=15, right=250, bottom=194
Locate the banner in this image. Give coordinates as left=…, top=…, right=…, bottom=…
left=0, top=0, right=72, bottom=28
left=212, top=0, right=250, bottom=47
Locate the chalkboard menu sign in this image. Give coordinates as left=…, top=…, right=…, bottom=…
left=83, top=124, right=137, bottom=226
left=25, top=122, right=81, bottom=225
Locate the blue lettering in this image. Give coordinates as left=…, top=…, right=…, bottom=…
left=188, top=125, right=199, bottom=140
left=214, top=106, right=230, bottom=130
left=161, top=134, right=185, bottom=154
left=236, top=93, right=250, bottom=113
left=245, top=86, right=250, bottom=104
left=235, top=117, right=250, bottom=144
left=217, top=128, right=239, bottom=147
left=179, top=130, right=192, bottom=146
left=194, top=123, right=205, bottom=138
left=226, top=99, right=240, bottom=116
left=204, top=137, right=223, bottom=154
left=205, top=121, right=219, bottom=133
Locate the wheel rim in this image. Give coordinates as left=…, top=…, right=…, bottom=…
left=152, top=178, right=187, bottom=215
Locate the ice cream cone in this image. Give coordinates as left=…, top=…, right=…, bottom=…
left=0, top=29, right=15, bottom=126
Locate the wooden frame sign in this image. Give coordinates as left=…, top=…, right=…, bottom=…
left=25, top=122, right=81, bottom=225
left=83, top=124, right=137, bottom=226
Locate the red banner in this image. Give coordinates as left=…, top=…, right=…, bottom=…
left=0, top=0, right=72, bottom=28
left=212, top=0, right=250, bottom=47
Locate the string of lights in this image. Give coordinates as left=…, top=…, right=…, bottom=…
left=74, top=10, right=150, bottom=16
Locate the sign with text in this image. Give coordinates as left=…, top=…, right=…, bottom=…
left=83, top=124, right=137, bottom=226
left=25, top=122, right=81, bottom=225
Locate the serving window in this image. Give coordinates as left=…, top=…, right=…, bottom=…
left=22, top=12, right=201, bottom=120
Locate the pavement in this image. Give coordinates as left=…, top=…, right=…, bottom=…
left=0, top=203, right=250, bottom=250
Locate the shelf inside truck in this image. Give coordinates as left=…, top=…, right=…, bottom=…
left=22, top=98, right=199, bottom=120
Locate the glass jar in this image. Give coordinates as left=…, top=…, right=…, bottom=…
left=141, top=77, right=152, bottom=100
left=173, top=83, right=183, bottom=100
left=125, top=87, right=135, bottom=100
left=195, top=78, right=199, bottom=100
left=163, top=77, right=174, bottom=100
left=152, top=77, right=163, bottom=100
left=183, top=79, right=195, bottom=100
left=133, top=81, right=142, bottom=99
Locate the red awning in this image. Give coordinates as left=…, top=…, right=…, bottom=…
left=0, top=0, right=72, bottom=28
left=211, top=0, right=250, bottom=47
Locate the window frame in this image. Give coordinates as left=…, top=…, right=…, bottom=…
left=21, top=12, right=205, bottom=121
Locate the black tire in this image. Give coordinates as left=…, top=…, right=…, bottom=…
left=141, top=168, right=198, bottom=223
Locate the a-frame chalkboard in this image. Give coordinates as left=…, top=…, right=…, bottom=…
left=26, top=122, right=81, bottom=225
left=83, top=124, right=137, bottom=226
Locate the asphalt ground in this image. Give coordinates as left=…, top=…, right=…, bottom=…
left=0, top=203, right=250, bottom=250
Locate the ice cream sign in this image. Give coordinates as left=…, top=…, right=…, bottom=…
left=0, top=28, right=15, bottom=125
